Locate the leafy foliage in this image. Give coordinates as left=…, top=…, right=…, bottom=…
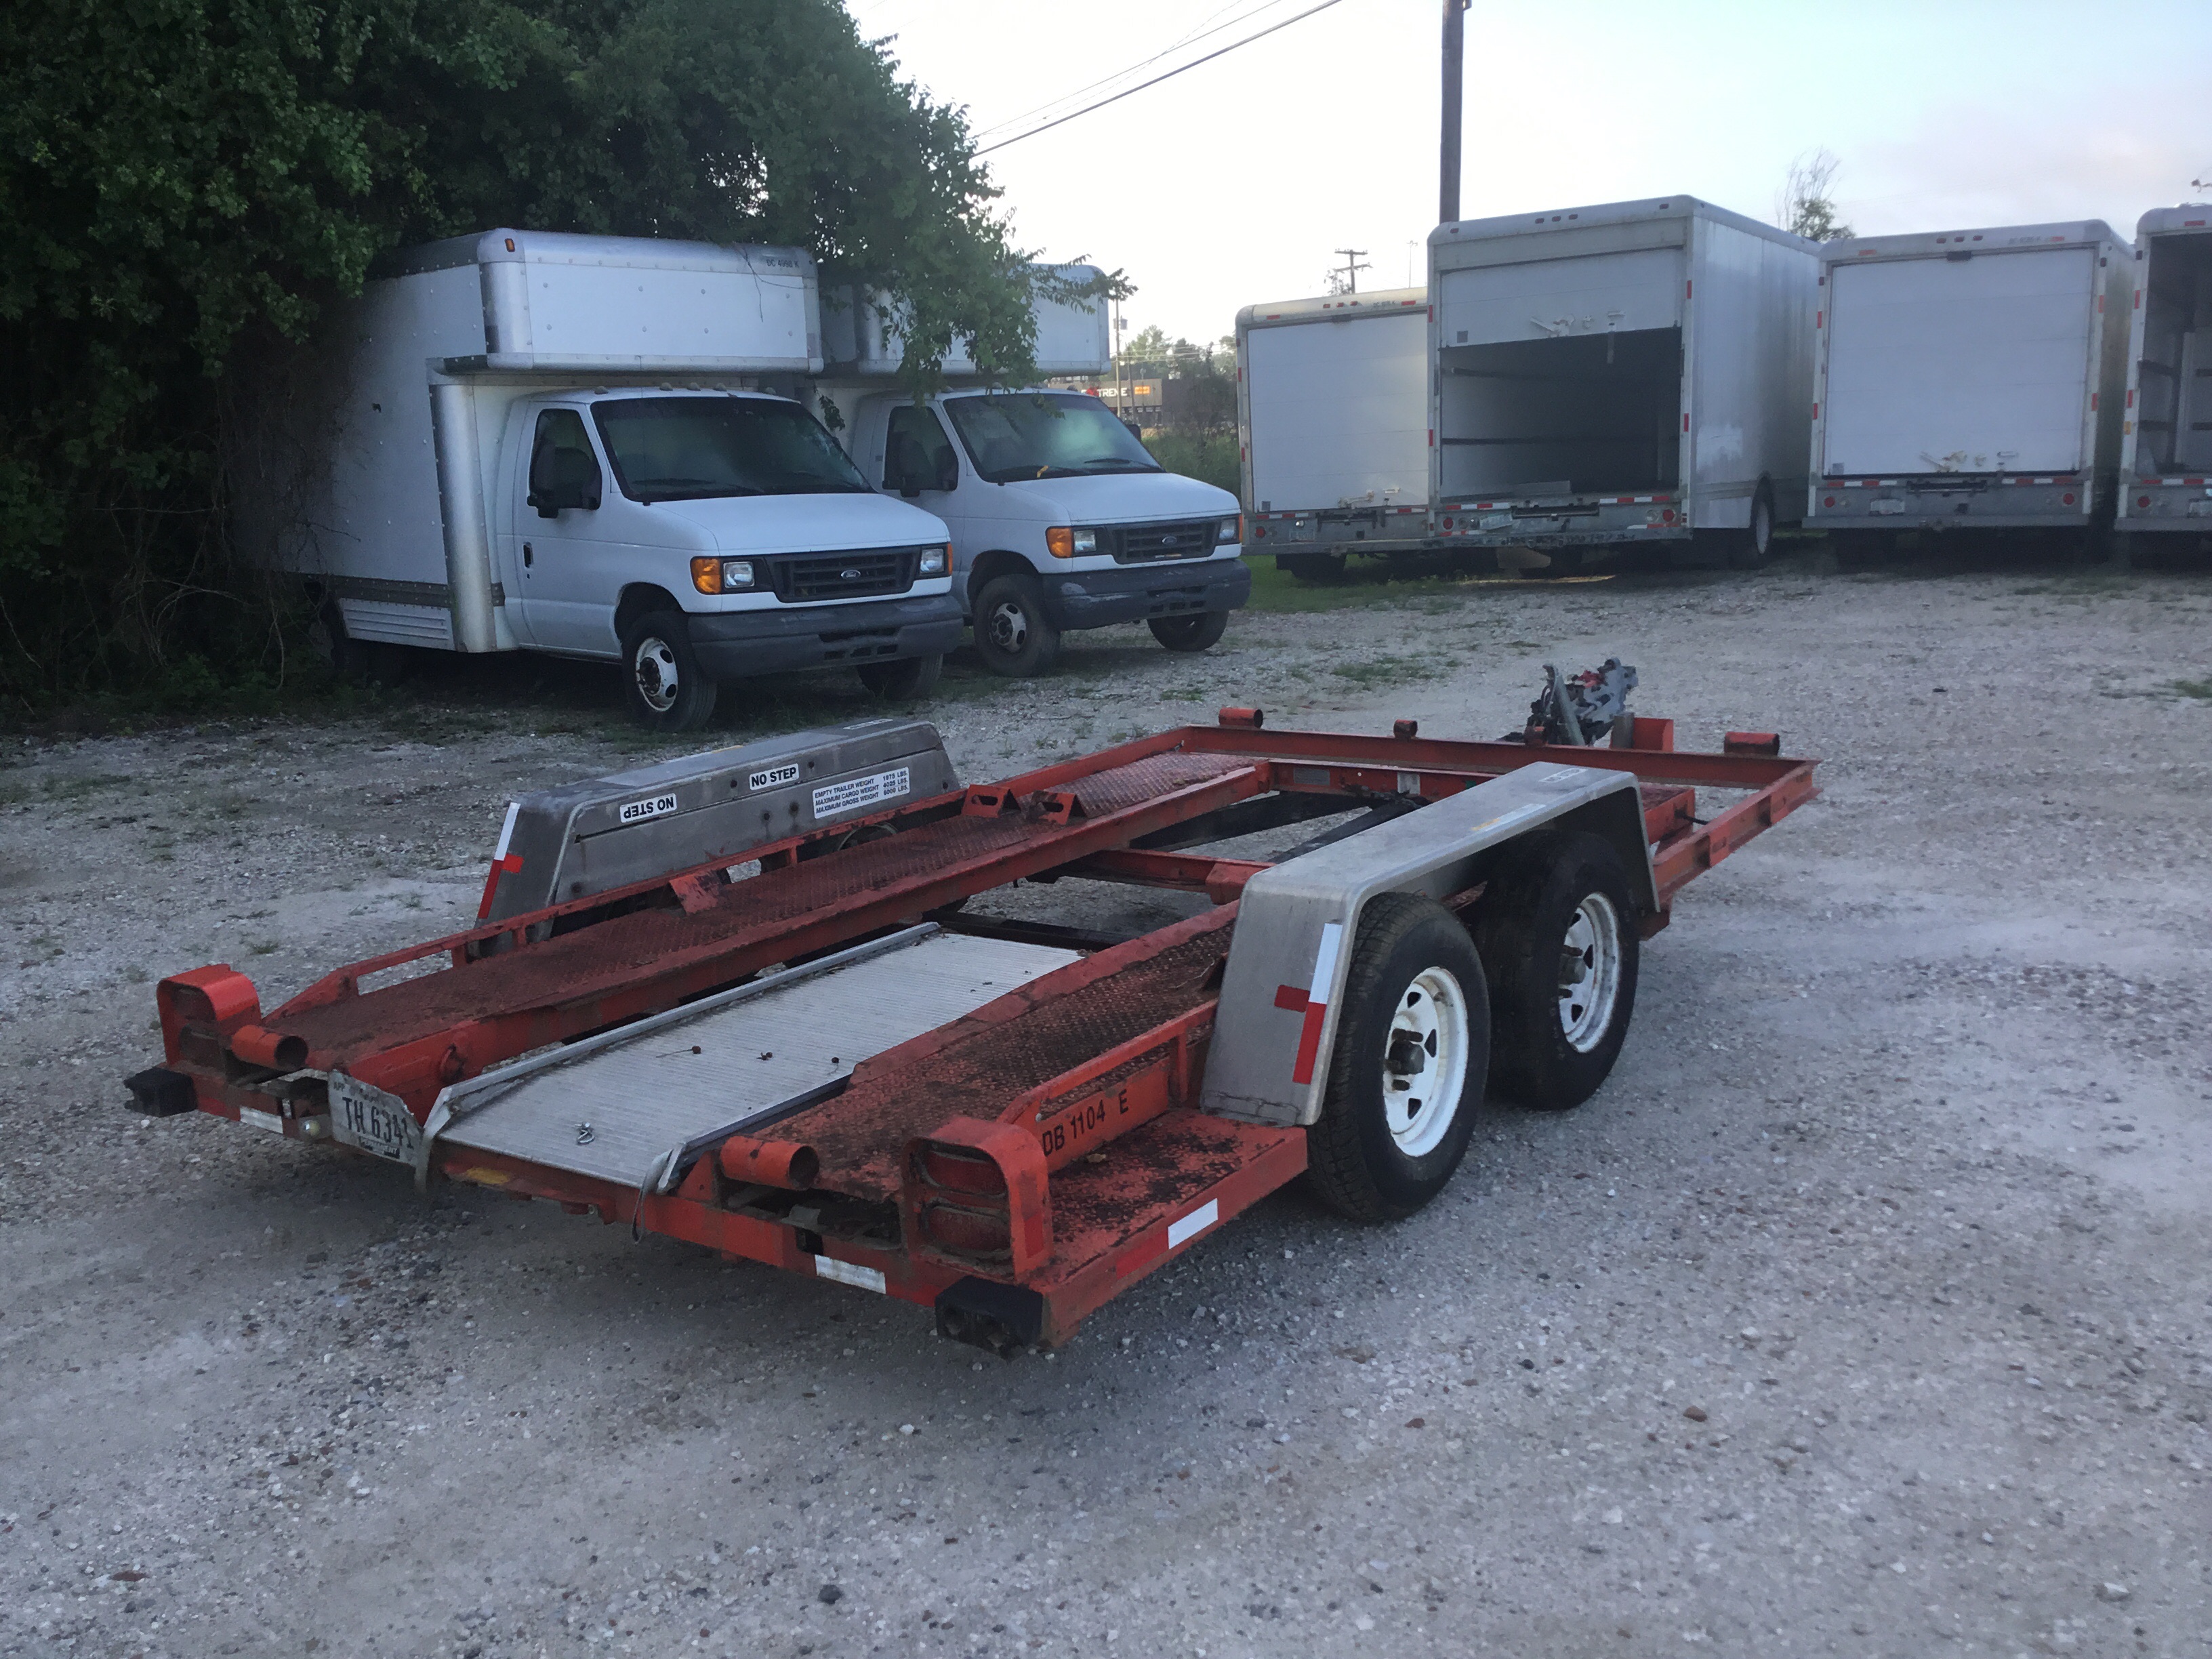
left=1777, top=148, right=1855, bottom=243
left=0, top=0, right=1039, bottom=710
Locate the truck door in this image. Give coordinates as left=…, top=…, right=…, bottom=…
left=510, top=405, right=625, bottom=656
left=880, top=402, right=975, bottom=596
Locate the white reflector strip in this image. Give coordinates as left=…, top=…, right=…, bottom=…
left=239, top=1107, right=286, bottom=1135
left=815, top=1255, right=887, bottom=1294
left=1168, top=1199, right=1220, bottom=1250
left=492, top=800, right=521, bottom=861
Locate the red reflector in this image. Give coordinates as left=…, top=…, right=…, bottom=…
left=1662, top=510, right=1676, bottom=523
left=1682, top=413, right=1689, bottom=432
left=1823, top=496, right=1837, bottom=508
left=2138, top=495, right=2151, bottom=508
left=2090, top=394, right=2098, bottom=411
left=2062, top=492, right=2076, bottom=505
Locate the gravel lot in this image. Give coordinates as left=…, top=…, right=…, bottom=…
left=3, top=550, right=2209, bottom=1659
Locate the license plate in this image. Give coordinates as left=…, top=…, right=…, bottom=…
left=327, top=1071, right=424, bottom=1166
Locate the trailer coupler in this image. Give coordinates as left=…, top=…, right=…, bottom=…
left=935, top=1277, right=1046, bottom=1359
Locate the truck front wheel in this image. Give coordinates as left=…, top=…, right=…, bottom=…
left=1149, top=611, right=1228, bottom=652
left=972, top=573, right=1061, bottom=678
left=1472, top=831, right=1640, bottom=1110
left=620, top=611, right=718, bottom=732
left=1305, top=893, right=1490, bottom=1223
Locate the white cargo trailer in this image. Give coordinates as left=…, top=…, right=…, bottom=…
left=1428, top=197, right=1817, bottom=568
left=1807, top=221, right=2130, bottom=544
left=1235, top=289, right=1432, bottom=576
left=2116, top=205, right=2212, bottom=548
left=237, top=229, right=963, bottom=729
left=815, top=269, right=1247, bottom=678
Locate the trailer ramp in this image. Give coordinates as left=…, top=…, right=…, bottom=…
left=432, top=928, right=1078, bottom=1190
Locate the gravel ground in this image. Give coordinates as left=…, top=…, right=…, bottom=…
left=2, top=550, right=2209, bottom=1659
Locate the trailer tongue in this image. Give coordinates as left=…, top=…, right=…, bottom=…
left=127, top=699, right=1818, bottom=1354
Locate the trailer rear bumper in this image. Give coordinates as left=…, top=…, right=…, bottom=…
left=687, top=591, right=965, bottom=677
left=1246, top=506, right=1430, bottom=553
left=1432, top=495, right=1688, bottom=549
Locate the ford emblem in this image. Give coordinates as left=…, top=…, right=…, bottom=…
left=840, top=567, right=862, bottom=580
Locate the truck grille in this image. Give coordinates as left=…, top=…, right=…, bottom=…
left=1105, top=519, right=1218, bottom=564
left=769, top=548, right=917, bottom=603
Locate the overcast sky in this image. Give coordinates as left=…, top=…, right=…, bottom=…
left=848, top=0, right=2210, bottom=346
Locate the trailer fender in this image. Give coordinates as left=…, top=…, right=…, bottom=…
left=1199, top=763, right=1656, bottom=1128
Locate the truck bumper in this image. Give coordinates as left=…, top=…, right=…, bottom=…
left=2115, top=476, right=2212, bottom=534
left=687, top=592, right=966, bottom=679
left=1041, top=557, right=1252, bottom=631
left=1432, top=495, right=1688, bottom=550
left=1808, top=476, right=2093, bottom=532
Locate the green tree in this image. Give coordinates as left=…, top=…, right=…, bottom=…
left=0, top=0, right=1049, bottom=708
left=1777, top=148, right=1856, bottom=243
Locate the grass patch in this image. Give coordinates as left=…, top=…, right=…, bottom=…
left=2173, top=678, right=2212, bottom=701
left=1330, top=654, right=1443, bottom=689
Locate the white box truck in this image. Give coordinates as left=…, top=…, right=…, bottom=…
left=815, top=270, right=1248, bottom=678
left=241, top=229, right=964, bottom=730
left=1807, top=221, right=2130, bottom=547
left=2116, top=205, right=2212, bottom=550
left=1235, top=288, right=1433, bottom=578
left=1428, top=196, right=1818, bottom=569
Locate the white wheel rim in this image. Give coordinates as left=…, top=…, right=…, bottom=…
left=1557, top=891, right=1622, bottom=1052
left=988, top=600, right=1028, bottom=652
left=1380, top=966, right=1468, bottom=1157
left=634, top=638, right=680, bottom=712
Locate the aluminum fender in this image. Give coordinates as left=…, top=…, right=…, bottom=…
left=1200, top=763, right=1655, bottom=1128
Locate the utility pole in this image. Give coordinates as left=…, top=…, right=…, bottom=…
left=1332, top=247, right=1371, bottom=295
left=1111, top=295, right=1126, bottom=416
left=1440, top=0, right=1468, bottom=225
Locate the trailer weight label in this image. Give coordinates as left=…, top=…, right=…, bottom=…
left=747, top=762, right=802, bottom=792
left=619, top=792, right=679, bottom=825
left=812, top=766, right=910, bottom=821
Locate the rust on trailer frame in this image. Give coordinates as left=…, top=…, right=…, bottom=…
left=142, top=713, right=1818, bottom=1347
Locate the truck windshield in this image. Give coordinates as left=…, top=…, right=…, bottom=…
left=591, top=397, right=872, bottom=502
left=941, top=392, right=1164, bottom=484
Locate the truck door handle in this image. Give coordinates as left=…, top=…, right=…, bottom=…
left=523, top=543, right=533, bottom=568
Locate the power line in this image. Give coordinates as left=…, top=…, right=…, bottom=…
left=967, top=0, right=1295, bottom=143
left=974, top=0, right=1352, bottom=157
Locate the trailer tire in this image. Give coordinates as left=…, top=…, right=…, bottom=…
left=972, top=574, right=1061, bottom=678
left=1149, top=611, right=1228, bottom=652
left=857, top=653, right=942, bottom=699
left=1473, top=831, right=1640, bottom=1111
left=1278, top=552, right=1346, bottom=583
left=620, top=611, right=719, bottom=732
left=1305, top=893, right=1490, bottom=1223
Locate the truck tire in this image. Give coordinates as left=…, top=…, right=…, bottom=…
left=1149, top=611, right=1228, bottom=652
left=1278, top=552, right=1346, bottom=583
left=1471, top=830, right=1639, bottom=1111
left=972, top=573, right=1061, bottom=678
left=857, top=653, right=942, bottom=699
left=312, top=602, right=408, bottom=687
left=620, top=611, right=718, bottom=732
left=1305, top=893, right=1490, bottom=1223
left=1728, top=487, right=1776, bottom=569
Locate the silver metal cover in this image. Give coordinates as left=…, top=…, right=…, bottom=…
left=1201, top=763, right=1656, bottom=1129
left=486, top=718, right=959, bottom=920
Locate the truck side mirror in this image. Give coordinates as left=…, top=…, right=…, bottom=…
left=935, top=454, right=960, bottom=493
left=529, top=448, right=602, bottom=516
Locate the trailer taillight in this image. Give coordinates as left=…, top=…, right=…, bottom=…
left=2062, top=492, right=2076, bottom=506
left=1823, top=496, right=1837, bottom=508
left=2138, top=495, right=2152, bottom=508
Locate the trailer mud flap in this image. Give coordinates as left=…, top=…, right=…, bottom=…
left=935, top=1277, right=1046, bottom=1359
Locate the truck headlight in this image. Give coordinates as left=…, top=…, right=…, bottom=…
left=918, top=546, right=947, bottom=575
left=689, top=557, right=755, bottom=594
left=1045, top=527, right=1097, bottom=559
left=1217, top=515, right=1242, bottom=544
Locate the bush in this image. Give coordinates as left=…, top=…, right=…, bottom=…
left=0, top=0, right=1044, bottom=715
left=1145, top=430, right=1241, bottom=497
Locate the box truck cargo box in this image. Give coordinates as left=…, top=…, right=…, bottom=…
left=2116, top=205, right=2212, bottom=544
left=819, top=266, right=1112, bottom=379
left=1808, top=221, right=2129, bottom=539
left=1236, top=289, right=1433, bottom=572
left=238, top=230, right=962, bottom=730
left=1429, top=197, right=1818, bottom=567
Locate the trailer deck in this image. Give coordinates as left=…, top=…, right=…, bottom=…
left=133, top=710, right=1818, bottom=1351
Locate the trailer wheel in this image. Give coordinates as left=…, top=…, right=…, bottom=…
left=1277, top=552, right=1346, bottom=583
left=857, top=653, right=942, bottom=699
left=620, top=610, right=718, bottom=732
left=1305, top=893, right=1490, bottom=1223
left=1149, top=611, right=1228, bottom=652
left=972, top=573, right=1061, bottom=678
left=1473, top=831, right=1639, bottom=1111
